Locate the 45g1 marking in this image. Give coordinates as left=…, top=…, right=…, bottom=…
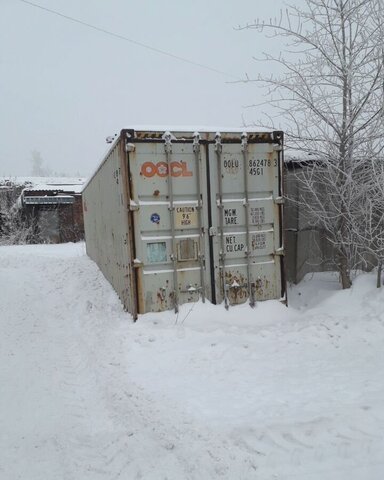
left=248, top=158, right=277, bottom=175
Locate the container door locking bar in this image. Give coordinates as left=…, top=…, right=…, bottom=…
left=193, top=132, right=206, bottom=303
left=215, top=133, right=229, bottom=310
left=164, top=132, right=179, bottom=314
left=241, top=133, right=255, bottom=307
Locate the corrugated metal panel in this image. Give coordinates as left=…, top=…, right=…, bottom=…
left=127, top=133, right=210, bottom=314
left=209, top=132, right=284, bottom=307
left=23, top=196, right=75, bottom=205
left=83, top=140, right=136, bottom=316
left=83, top=129, right=285, bottom=319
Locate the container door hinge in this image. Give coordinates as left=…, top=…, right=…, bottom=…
left=274, top=196, right=284, bottom=205
left=274, top=247, right=284, bottom=256
left=129, top=200, right=139, bottom=211
left=180, top=285, right=202, bottom=294
left=209, top=227, right=217, bottom=236
left=193, top=132, right=200, bottom=153
left=273, top=144, right=283, bottom=152
left=133, top=258, right=143, bottom=268
left=226, top=280, right=247, bottom=289
left=125, top=143, right=136, bottom=152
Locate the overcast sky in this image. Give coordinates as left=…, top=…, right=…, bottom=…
left=1, top=0, right=298, bottom=177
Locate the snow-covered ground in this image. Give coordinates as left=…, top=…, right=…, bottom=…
left=1, top=243, right=384, bottom=479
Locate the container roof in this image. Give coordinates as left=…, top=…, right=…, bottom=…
left=123, top=125, right=272, bottom=133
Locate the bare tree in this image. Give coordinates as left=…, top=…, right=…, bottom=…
left=239, top=0, right=384, bottom=288
left=351, top=157, right=384, bottom=287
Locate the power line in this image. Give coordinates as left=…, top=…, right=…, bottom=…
left=18, top=0, right=240, bottom=81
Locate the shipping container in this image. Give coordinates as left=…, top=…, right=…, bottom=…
left=83, top=128, right=285, bottom=319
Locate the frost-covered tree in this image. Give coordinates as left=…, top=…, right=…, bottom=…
left=0, top=185, right=37, bottom=245
left=240, top=0, right=384, bottom=288
left=30, top=150, right=52, bottom=177
left=351, top=157, right=384, bottom=287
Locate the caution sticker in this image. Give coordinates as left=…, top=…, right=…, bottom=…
left=175, top=206, right=197, bottom=228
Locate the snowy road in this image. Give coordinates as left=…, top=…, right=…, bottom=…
left=1, top=243, right=384, bottom=479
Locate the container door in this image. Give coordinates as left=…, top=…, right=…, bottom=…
left=127, top=133, right=211, bottom=313
left=208, top=133, right=284, bottom=306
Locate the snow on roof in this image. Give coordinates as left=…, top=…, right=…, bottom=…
left=0, top=177, right=86, bottom=194
left=23, top=183, right=84, bottom=194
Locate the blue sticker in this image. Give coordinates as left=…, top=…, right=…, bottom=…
left=150, top=213, right=160, bottom=224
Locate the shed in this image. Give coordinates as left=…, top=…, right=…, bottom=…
left=20, top=181, right=85, bottom=243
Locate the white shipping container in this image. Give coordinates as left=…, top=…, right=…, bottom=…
left=83, top=128, right=285, bottom=319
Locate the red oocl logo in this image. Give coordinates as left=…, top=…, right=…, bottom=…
left=141, top=161, right=193, bottom=178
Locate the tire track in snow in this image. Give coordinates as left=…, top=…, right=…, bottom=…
left=40, top=254, right=256, bottom=479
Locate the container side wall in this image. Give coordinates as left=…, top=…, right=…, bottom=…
left=82, top=139, right=134, bottom=315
